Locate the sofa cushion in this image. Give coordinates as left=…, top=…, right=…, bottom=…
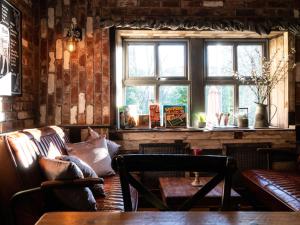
left=66, top=137, right=115, bottom=177
left=106, top=140, right=121, bottom=158
left=86, top=127, right=100, bottom=141
left=86, top=127, right=121, bottom=158
left=39, top=157, right=97, bottom=211
left=242, top=169, right=300, bottom=211
left=56, top=155, right=105, bottom=197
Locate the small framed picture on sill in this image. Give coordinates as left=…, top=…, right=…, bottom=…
left=137, top=114, right=149, bottom=128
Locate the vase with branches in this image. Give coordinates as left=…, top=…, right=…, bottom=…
left=233, top=48, right=295, bottom=127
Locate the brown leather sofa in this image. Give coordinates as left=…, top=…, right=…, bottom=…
left=241, top=149, right=300, bottom=211
left=242, top=169, right=300, bottom=211
left=0, top=126, right=137, bottom=225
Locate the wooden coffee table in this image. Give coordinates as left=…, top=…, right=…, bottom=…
left=159, top=177, right=241, bottom=210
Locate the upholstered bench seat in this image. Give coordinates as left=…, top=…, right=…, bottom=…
left=0, top=126, right=137, bottom=225
left=242, top=169, right=300, bottom=211
left=97, top=175, right=137, bottom=211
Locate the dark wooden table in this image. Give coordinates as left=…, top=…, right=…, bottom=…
left=159, top=177, right=241, bottom=210
left=35, top=211, right=300, bottom=225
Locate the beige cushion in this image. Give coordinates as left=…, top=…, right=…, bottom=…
left=66, top=137, right=115, bottom=177
left=86, top=127, right=121, bottom=158
left=86, top=127, right=100, bottom=141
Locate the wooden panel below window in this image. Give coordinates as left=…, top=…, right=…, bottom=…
left=111, top=129, right=295, bottom=151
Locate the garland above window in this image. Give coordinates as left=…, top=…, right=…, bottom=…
left=99, top=17, right=300, bottom=35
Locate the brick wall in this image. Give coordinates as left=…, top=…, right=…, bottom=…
left=39, top=0, right=110, bottom=126
left=39, top=0, right=300, bottom=127
left=0, top=0, right=39, bottom=133
left=101, top=0, right=300, bottom=19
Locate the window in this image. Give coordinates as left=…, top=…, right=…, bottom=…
left=128, top=44, right=155, bottom=77
left=117, top=32, right=268, bottom=128
left=207, top=45, right=233, bottom=77
left=205, top=41, right=265, bottom=126
left=123, top=40, right=189, bottom=121
left=205, top=85, right=234, bottom=125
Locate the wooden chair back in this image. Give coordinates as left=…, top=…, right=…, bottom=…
left=114, top=154, right=236, bottom=211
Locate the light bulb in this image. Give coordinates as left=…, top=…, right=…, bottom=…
left=66, top=38, right=76, bottom=52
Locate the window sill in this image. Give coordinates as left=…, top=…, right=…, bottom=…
left=114, top=126, right=294, bottom=133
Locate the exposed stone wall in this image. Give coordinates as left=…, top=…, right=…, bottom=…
left=39, top=0, right=300, bottom=127
left=0, top=0, right=39, bottom=133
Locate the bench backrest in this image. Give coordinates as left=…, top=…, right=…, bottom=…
left=0, top=126, right=68, bottom=225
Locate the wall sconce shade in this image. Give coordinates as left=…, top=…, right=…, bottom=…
left=66, top=18, right=82, bottom=52
left=66, top=37, right=77, bottom=52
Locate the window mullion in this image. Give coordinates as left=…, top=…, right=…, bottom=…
left=235, top=84, right=239, bottom=125
left=156, top=83, right=159, bottom=104
left=234, top=43, right=239, bottom=119
left=154, top=42, right=160, bottom=103
left=233, top=43, right=238, bottom=72
left=155, top=43, right=159, bottom=79
left=155, top=43, right=159, bottom=103
left=191, top=39, right=204, bottom=125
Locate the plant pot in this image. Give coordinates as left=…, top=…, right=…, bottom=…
left=198, top=122, right=206, bottom=128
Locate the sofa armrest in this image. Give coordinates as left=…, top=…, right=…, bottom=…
left=11, top=177, right=103, bottom=212
left=11, top=187, right=42, bottom=203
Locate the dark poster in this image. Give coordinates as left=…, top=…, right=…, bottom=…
left=0, top=0, right=21, bottom=95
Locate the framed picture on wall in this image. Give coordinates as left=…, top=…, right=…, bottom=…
left=0, top=0, right=22, bottom=96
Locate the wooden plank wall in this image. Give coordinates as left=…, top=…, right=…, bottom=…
left=113, top=129, right=296, bottom=151
left=269, top=33, right=295, bottom=128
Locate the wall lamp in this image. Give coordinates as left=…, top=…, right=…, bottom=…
left=66, top=18, right=82, bottom=52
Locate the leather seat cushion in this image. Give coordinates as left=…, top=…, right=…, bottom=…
left=96, top=175, right=138, bottom=211
left=242, top=169, right=300, bottom=211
